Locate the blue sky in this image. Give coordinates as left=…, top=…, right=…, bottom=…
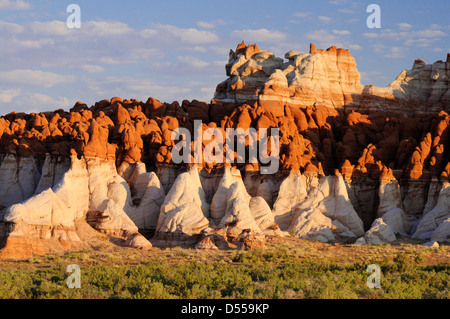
left=0, top=0, right=449, bottom=114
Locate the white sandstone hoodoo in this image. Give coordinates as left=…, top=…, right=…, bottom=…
left=154, top=165, right=210, bottom=244
left=287, top=174, right=364, bottom=243
left=1, top=42, right=450, bottom=259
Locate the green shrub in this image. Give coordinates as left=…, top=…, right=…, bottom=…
left=0, top=249, right=448, bottom=299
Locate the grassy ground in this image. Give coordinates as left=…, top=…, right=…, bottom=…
left=0, top=237, right=448, bottom=299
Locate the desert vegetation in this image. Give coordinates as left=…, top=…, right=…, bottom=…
left=0, top=238, right=448, bottom=299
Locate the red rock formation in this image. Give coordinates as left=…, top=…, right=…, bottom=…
left=215, top=43, right=450, bottom=115
left=1, top=42, right=450, bottom=257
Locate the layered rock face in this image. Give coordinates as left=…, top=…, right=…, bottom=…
left=214, top=42, right=450, bottom=116
left=0, top=155, right=154, bottom=258
left=1, top=42, right=450, bottom=258
left=214, top=42, right=364, bottom=116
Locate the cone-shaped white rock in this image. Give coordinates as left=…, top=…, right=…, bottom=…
left=362, top=171, right=411, bottom=244
left=5, top=156, right=89, bottom=225
left=155, top=168, right=210, bottom=241
left=126, top=172, right=165, bottom=230
left=218, top=181, right=262, bottom=239
left=364, top=218, right=397, bottom=244
left=123, top=233, right=152, bottom=250
left=272, top=171, right=307, bottom=230
left=83, top=159, right=146, bottom=240
left=431, top=218, right=450, bottom=242
left=287, top=175, right=364, bottom=242
left=4, top=156, right=91, bottom=243
left=377, top=178, right=403, bottom=217
left=289, top=209, right=336, bottom=242
left=96, top=198, right=139, bottom=236
left=117, top=161, right=165, bottom=230
left=93, top=176, right=139, bottom=236
left=364, top=207, right=407, bottom=244
left=288, top=176, right=335, bottom=242
left=412, top=182, right=450, bottom=240
left=187, top=165, right=210, bottom=218
left=249, top=196, right=285, bottom=236
left=332, top=175, right=365, bottom=237
left=84, top=157, right=121, bottom=212
left=5, top=156, right=152, bottom=250
left=256, top=180, right=277, bottom=208
left=210, top=166, right=242, bottom=225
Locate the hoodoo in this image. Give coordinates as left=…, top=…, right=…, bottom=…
left=1, top=42, right=450, bottom=258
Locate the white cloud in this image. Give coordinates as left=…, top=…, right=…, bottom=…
left=292, top=12, right=311, bottom=18
left=29, top=20, right=133, bottom=37
left=360, top=70, right=388, bottom=85
left=362, top=33, right=379, bottom=38
left=10, top=36, right=54, bottom=49
left=318, top=16, right=333, bottom=24
left=0, top=88, right=20, bottom=103
left=196, top=21, right=215, bottom=29
left=83, top=76, right=192, bottom=103
left=306, top=29, right=344, bottom=47
left=30, top=20, right=70, bottom=36
left=305, top=29, right=361, bottom=52
left=348, top=44, right=362, bottom=50
left=230, top=28, right=288, bottom=43
left=80, top=64, right=105, bottom=73
left=429, top=24, right=442, bottom=30
left=0, top=19, right=223, bottom=111
left=200, top=87, right=215, bottom=93
left=149, top=57, right=225, bottom=77
left=397, top=23, right=413, bottom=31
left=0, top=20, right=24, bottom=33
left=97, top=57, right=129, bottom=65
left=338, top=8, right=355, bottom=14
left=177, top=56, right=209, bottom=68
left=142, top=24, right=219, bottom=44
left=404, top=38, right=438, bottom=47
left=374, top=45, right=407, bottom=59
left=0, top=0, right=30, bottom=10
left=196, top=19, right=229, bottom=29
left=332, top=29, right=351, bottom=35
left=141, top=29, right=157, bottom=38
left=24, top=93, right=71, bottom=110
left=0, top=69, right=75, bottom=88
left=190, top=46, right=207, bottom=53
left=84, top=21, right=133, bottom=36
left=0, top=91, right=72, bottom=115
left=329, top=0, right=348, bottom=4
left=362, top=27, right=447, bottom=48
left=413, top=29, right=446, bottom=38
left=376, top=28, right=446, bottom=40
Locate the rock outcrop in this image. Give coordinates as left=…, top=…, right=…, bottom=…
left=412, top=181, right=450, bottom=242
left=1, top=155, right=153, bottom=259
left=214, top=41, right=450, bottom=116
left=153, top=165, right=210, bottom=245
left=287, top=173, right=365, bottom=243
left=210, top=166, right=244, bottom=225
left=1, top=42, right=450, bottom=258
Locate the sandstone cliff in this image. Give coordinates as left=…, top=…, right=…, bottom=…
left=0, top=42, right=449, bottom=258
left=214, top=41, right=450, bottom=116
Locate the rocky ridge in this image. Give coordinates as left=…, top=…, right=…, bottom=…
left=0, top=42, right=449, bottom=258
left=214, top=41, right=450, bottom=116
